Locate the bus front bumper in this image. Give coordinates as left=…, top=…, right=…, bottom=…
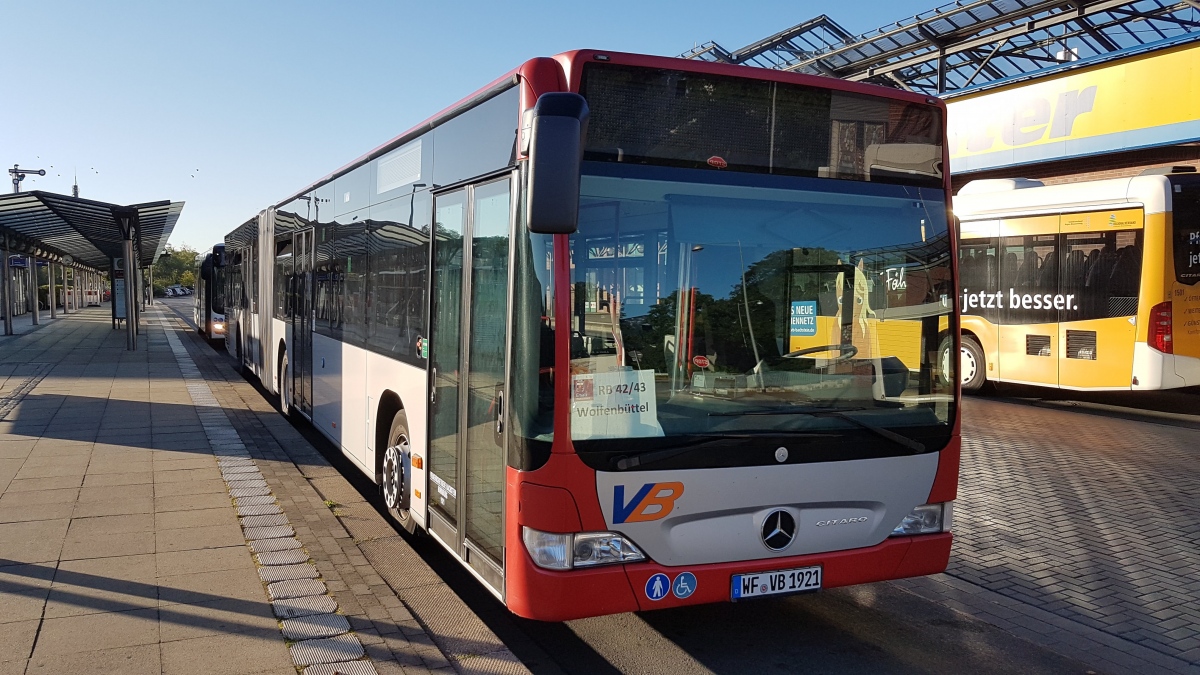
left=506, top=532, right=952, bottom=622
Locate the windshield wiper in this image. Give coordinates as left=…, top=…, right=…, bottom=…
left=612, top=433, right=837, bottom=471
left=708, top=406, right=925, bottom=454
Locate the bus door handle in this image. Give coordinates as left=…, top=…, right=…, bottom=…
left=430, top=368, right=437, bottom=404
left=494, top=390, right=504, bottom=435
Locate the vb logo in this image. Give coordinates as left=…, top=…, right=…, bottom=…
left=613, top=482, right=684, bottom=523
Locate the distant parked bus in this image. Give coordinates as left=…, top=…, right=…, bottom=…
left=224, top=49, right=959, bottom=621
left=194, top=244, right=226, bottom=344
left=954, top=167, right=1200, bottom=391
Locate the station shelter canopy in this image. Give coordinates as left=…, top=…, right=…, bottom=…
left=0, top=191, right=184, bottom=272
left=681, top=0, right=1200, bottom=96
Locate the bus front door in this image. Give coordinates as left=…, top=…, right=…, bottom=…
left=293, top=228, right=315, bottom=417
left=427, top=176, right=512, bottom=597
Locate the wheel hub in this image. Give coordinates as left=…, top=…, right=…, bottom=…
left=960, top=346, right=978, bottom=384
left=382, top=439, right=406, bottom=510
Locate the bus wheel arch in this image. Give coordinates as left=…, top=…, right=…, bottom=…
left=960, top=332, right=987, bottom=392
left=377, top=393, right=420, bottom=535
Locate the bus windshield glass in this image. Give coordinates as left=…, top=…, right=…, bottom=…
left=567, top=163, right=955, bottom=457
left=212, top=264, right=225, bottom=314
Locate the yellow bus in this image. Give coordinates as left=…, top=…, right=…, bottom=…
left=953, top=167, right=1200, bottom=391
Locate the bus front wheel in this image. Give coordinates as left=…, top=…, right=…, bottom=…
left=382, top=411, right=420, bottom=536
left=961, top=335, right=987, bottom=392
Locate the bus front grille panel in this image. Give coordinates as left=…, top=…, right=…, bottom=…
left=1107, top=297, right=1138, bottom=318
left=1066, top=330, right=1098, bottom=360
left=1026, top=335, right=1052, bottom=357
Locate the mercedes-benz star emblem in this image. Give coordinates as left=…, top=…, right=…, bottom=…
left=761, top=510, right=796, bottom=551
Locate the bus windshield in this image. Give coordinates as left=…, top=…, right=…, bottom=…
left=567, top=163, right=955, bottom=458
left=212, top=264, right=225, bottom=314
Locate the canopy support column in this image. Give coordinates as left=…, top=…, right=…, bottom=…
left=49, top=262, right=57, bottom=320
left=118, top=211, right=138, bottom=350
left=2, top=234, right=12, bottom=336
left=27, top=256, right=38, bottom=325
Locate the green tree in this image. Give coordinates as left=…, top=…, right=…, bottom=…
left=152, top=243, right=199, bottom=296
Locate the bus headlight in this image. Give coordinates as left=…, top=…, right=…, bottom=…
left=212, top=321, right=225, bottom=333
left=890, top=502, right=952, bottom=536
left=522, top=527, right=646, bottom=570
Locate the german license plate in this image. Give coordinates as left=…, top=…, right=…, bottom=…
left=731, top=566, right=822, bottom=600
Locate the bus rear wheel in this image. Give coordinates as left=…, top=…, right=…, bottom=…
left=279, top=353, right=291, bottom=417
left=382, top=411, right=420, bottom=535
left=961, top=335, right=987, bottom=392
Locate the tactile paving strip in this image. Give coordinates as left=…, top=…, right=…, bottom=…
left=268, top=578, right=328, bottom=600
left=290, top=634, right=365, bottom=666
left=241, top=513, right=288, bottom=528
left=158, top=317, right=377, bottom=675
left=259, top=563, right=320, bottom=583
left=244, top=525, right=295, bottom=540
left=281, top=613, right=351, bottom=640
left=272, top=594, right=339, bottom=619
left=251, top=537, right=303, bottom=553
left=257, top=549, right=310, bottom=566
left=304, top=662, right=378, bottom=675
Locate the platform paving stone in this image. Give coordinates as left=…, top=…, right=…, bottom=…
left=251, top=536, right=304, bottom=553
left=260, top=563, right=320, bottom=582
left=0, top=307, right=411, bottom=675
left=305, top=661, right=379, bottom=675
left=884, top=396, right=1200, bottom=675
left=240, top=513, right=288, bottom=527
left=282, top=612, right=352, bottom=640
left=155, top=305, right=532, bottom=673
left=273, top=594, right=341, bottom=619
left=244, top=524, right=295, bottom=540
left=258, top=548, right=311, bottom=566
left=268, top=578, right=328, bottom=600
left=291, top=633, right=367, bottom=666
left=229, top=486, right=271, bottom=498
left=237, top=503, right=283, bottom=517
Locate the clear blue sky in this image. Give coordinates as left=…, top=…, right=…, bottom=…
left=2, top=0, right=938, bottom=252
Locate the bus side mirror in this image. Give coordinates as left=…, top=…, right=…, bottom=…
left=526, top=92, right=589, bottom=235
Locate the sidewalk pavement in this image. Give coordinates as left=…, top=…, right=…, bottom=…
left=0, top=304, right=527, bottom=675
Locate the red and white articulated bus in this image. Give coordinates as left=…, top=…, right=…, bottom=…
left=222, top=50, right=960, bottom=621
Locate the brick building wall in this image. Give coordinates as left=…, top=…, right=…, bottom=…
left=951, top=143, right=1200, bottom=192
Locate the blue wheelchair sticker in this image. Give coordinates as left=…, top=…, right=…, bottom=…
left=672, top=572, right=697, bottom=599
left=645, top=573, right=670, bottom=601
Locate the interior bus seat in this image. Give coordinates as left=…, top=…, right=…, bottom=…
left=1002, top=252, right=1019, bottom=288
left=1110, top=247, right=1139, bottom=298
left=1016, top=250, right=1040, bottom=290
left=1037, top=251, right=1059, bottom=291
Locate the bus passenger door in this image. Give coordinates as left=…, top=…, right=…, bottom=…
left=427, top=176, right=512, bottom=596
left=996, top=217, right=1060, bottom=387
left=293, top=228, right=315, bottom=417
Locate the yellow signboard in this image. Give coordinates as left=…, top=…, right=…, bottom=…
left=947, top=39, right=1200, bottom=173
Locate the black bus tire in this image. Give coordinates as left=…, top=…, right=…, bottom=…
left=382, top=411, right=420, bottom=536
left=961, top=335, right=987, bottom=392
left=279, top=353, right=291, bottom=417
